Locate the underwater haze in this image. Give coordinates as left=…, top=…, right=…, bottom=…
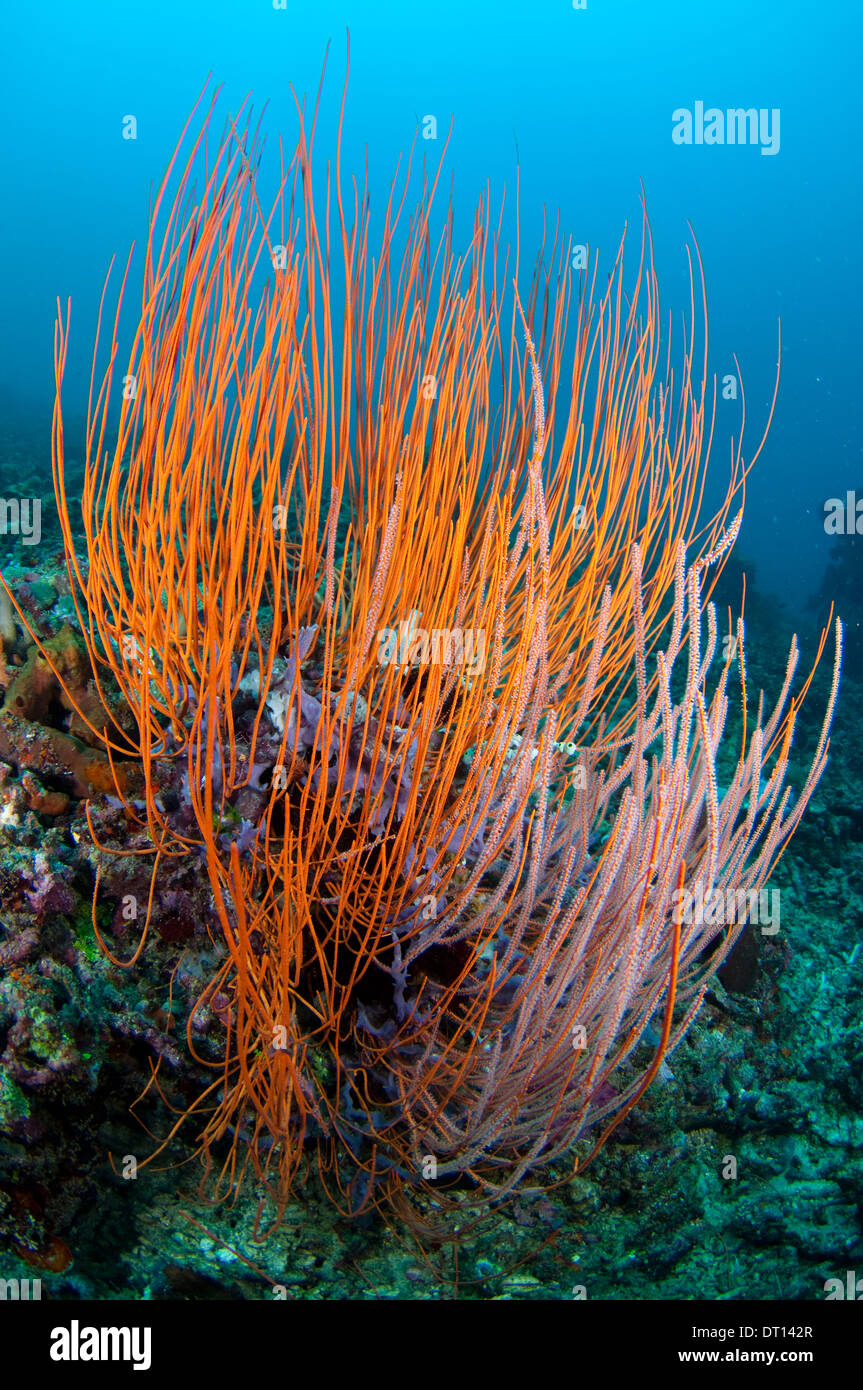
left=0, top=0, right=861, bottom=1335
left=2, top=0, right=860, bottom=612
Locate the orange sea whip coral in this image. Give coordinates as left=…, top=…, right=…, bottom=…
left=3, top=60, right=840, bottom=1230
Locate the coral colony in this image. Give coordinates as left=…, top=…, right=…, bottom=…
left=0, top=70, right=840, bottom=1238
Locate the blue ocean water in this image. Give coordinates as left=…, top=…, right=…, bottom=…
left=2, top=0, right=859, bottom=611
left=0, top=0, right=861, bottom=1319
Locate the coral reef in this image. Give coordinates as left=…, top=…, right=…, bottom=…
left=0, top=75, right=853, bottom=1300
